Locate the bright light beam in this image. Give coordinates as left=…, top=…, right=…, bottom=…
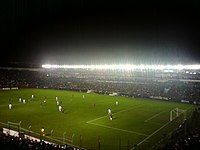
left=42, top=64, right=200, bottom=70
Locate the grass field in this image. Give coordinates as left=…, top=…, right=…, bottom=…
left=0, top=89, right=196, bottom=150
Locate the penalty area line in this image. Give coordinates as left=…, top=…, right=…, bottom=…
left=131, top=120, right=171, bottom=150
left=87, top=122, right=149, bottom=137
left=87, top=105, right=142, bottom=123
left=86, top=115, right=107, bottom=124
left=144, top=111, right=164, bottom=122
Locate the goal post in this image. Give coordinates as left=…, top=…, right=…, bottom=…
left=170, top=108, right=186, bottom=122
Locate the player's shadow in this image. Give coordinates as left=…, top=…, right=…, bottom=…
left=112, top=117, right=118, bottom=120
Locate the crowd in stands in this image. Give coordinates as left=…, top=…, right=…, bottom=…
left=0, top=68, right=200, bottom=104
left=0, top=130, right=70, bottom=150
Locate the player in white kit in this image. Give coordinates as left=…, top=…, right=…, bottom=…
left=108, top=108, right=113, bottom=120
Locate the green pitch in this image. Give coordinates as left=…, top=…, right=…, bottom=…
left=0, top=89, right=196, bottom=150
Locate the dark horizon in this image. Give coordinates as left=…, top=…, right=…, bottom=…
left=1, top=0, right=200, bottom=67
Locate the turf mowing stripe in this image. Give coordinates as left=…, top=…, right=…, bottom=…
left=146, top=121, right=164, bottom=126
left=0, top=103, right=21, bottom=108
left=0, top=104, right=9, bottom=108
left=131, top=105, right=194, bottom=150
left=87, top=105, right=142, bottom=123
left=144, top=111, right=164, bottom=122
left=87, top=122, right=149, bottom=136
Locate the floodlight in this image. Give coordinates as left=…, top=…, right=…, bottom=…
left=42, top=64, right=200, bottom=70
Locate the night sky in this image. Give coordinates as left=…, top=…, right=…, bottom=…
left=1, top=0, right=200, bottom=67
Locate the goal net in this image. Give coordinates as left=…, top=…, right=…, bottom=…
left=170, top=108, right=186, bottom=122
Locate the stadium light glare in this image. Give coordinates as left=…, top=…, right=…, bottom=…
left=42, top=64, right=200, bottom=70
left=174, top=64, right=184, bottom=70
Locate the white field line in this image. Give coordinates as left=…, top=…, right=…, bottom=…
left=86, top=115, right=107, bottom=123
left=86, top=105, right=149, bottom=137
left=87, top=105, right=142, bottom=123
left=144, top=111, right=164, bottom=122
left=131, top=121, right=172, bottom=150
left=88, top=122, right=148, bottom=137
left=131, top=105, right=194, bottom=150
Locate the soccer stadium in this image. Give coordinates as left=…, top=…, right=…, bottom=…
left=0, top=64, right=200, bottom=150
left=1, top=1, right=200, bottom=150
